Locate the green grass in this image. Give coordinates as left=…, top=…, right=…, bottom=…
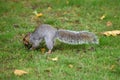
left=0, top=0, right=120, bottom=80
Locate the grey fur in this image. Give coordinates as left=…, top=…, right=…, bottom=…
left=29, top=24, right=99, bottom=50
left=57, top=30, right=99, bottom=44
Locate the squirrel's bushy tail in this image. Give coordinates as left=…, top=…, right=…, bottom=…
left=57, top=30, right=99, bottom=44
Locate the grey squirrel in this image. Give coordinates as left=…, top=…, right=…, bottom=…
left=23, top=24, right=99, bottom=54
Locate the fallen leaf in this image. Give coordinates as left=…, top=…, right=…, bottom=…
left=41, top=48, right=46, bottom=53
left=14, top=69, right=28, bottom=76
left=36, top=13, right=43, bottom=17
left=100, top=14, right=106, bottom=20
left=47, top=57, right=58, bottom=61
left=33, top=10, right=43, bottom=17
left=102, top=30, right=120, bottom=36
left=51, top=57, right=58, bottom=61
left=68, top=64, right=73, bottom=68
left=109, top=65, right=115, bottom=71
left=48, top=7, right=52, bottom=10
left=106, top=21, right=112, bottom=27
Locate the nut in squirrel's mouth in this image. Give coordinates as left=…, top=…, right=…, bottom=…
left=23, top=34, right=32, bottom=49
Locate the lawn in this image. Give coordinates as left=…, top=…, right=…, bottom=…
left=0, top=0, right=120, bottom=80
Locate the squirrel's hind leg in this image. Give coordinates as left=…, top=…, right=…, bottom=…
left=45, top=37, right=54, bottom=54
left=47, top=50, right=52, bottom=54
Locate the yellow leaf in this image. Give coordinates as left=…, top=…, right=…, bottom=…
left=33, top=10, right=43, bottom=17
left=102, top=30, right=120, bottom=36
left=51, top=57, right=58, bottom=61
left=47, top=57, right=58, bottom=61
left=14, top=69, right=28, bottom=76
left=100, top=14, right=106, bottom=20
left=68, top=64, right=73, bottom=68
left=36, top=13, right=43, bottom=17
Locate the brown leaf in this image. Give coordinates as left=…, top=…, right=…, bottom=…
left=41, top=48, right=46, bottom=53
left=106, top=21, right=112, bottom=27
left=14, top=69, right=28, bottom=76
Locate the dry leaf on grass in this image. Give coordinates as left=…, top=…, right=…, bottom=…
left=36, top=13, right=43, bottom=17
left=41, top=48, right=46, bottom=53
left=68, top=64, right=73, bottom=68
left=102, top=30, right=120, bottom=36
left=48, top=7, right=52, bottom=10
left=33, top=10, right=43, bottom=17
left=47, top=57, right=58, bottom=61
left=14, top=69, right=28, bottom=76
left=100, top=14, right=106, bottom=20
left=106, top=21, right=112, bottom=27
left=109, top=65, right=116, bottom=71
left=51, top=57, right=58, bottom=61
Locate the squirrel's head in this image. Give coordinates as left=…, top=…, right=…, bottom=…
left=23, top=33, right=32, bottom=49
